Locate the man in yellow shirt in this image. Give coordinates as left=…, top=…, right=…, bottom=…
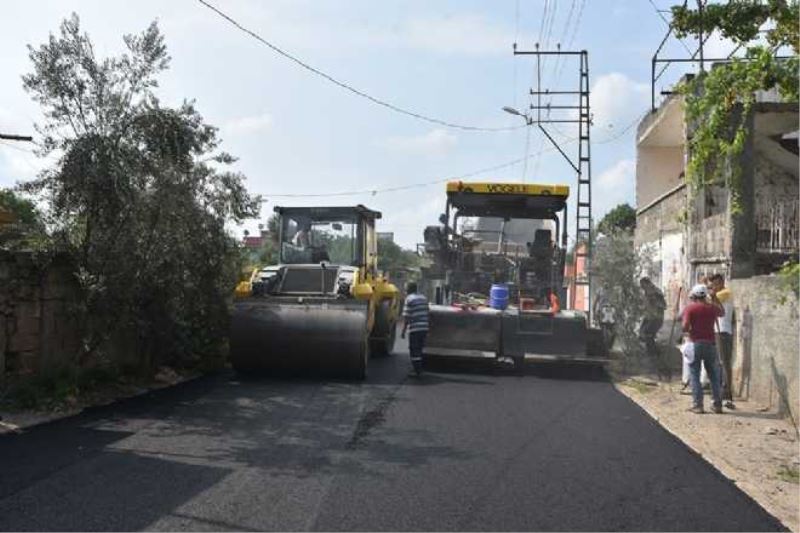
left=709, top=273, right=735, bottom=409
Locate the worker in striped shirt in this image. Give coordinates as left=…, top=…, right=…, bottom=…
left=400, top=282, right=430, bottom=376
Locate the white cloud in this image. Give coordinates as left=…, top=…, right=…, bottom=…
left=590, top=73, right=649, bottom=132
left=594, top=159, right=635, bottom=218
left=702, top=30, right=746, bottom=61
left=378, top=129, right=458, bottom=157
left=0, top=146, right=46, bottom=187
left=221, top=113, right=273, bottom=136
left=598, top=159, right=635, bottom=189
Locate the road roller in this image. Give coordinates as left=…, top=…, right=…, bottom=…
left=231, top=205, right=400, bottom=379
left=419, top=181, right=608, bottom=370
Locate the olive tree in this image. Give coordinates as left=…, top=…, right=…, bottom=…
left=592, top=230, right=653, bottom=359
left=21, top=15, right=259, bottom=369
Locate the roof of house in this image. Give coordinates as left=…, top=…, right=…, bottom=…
left=242, top=236, right=264, bottom=248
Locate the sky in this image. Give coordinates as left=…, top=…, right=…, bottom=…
left=0, top=0, right=738, bottom=248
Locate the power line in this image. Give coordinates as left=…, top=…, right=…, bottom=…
left=521, top=121, right=532, bottom=183
left=543, top=0, right=559, bottom=53
left=594, top=110, right=650, bottom=145
left=260, top=139, right=576, bottom=199
left=551, top=0, right=577, bottom=78
left=196, top=0, right=523, bottom=133
left=512, top=0, right=521, bottom=111
left=256, top=108, right=644, bottom=201
left=566, top=0, right=586, bottom=51
left=647, top=0, right=693, bottom=55
left=0, top=140, right=36, bottom=154
left=537, top=0, right=550, bottom=47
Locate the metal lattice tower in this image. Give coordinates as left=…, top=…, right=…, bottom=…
left=574, top=52, right=592, bottom=315
left=513, top=48, right=593, bottom=320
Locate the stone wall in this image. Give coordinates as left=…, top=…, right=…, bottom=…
left=0, top=251, right=81, bottom=381
left=730, top=275, right=799, bottom=423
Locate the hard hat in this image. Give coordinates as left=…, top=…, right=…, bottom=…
left=690, top=284, right=708, bottom=299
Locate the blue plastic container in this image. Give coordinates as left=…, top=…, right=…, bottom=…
left=489, top=283, right=509, bottom=310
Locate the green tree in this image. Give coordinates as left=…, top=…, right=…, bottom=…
left=266, top=213, right=280, bottom=244
left=21, top=15, right=259, bottom=369
left=0, top=188, right=47, bottom=248
left=593, top=230, right=653, bottom=359
left=671, top=0, right=799, bottom=211
left=597, top=203, right=637, bottom=235
left=377, top=238, right=420, bottom=273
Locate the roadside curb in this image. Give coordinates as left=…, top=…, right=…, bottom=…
left=613, top=380, right=797, bottom=532
left=0, top=370, right=206, bottom=435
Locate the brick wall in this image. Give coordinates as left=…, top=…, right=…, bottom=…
left=730, top=276, right=798, bottom=422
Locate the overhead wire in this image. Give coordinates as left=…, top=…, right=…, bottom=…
left=521, top=121, right=532, bottom=183
left=512, top=0, right=521, bottom=111
left=259, top=138, right=578, bottom=199
left=196, top=0, right=523, bottom=133
left=0, top=119, right=642, bottom=203
left=550, top=0, right=577, bottom=79
left=647, top=0, right=694, bottom=55
left=0, top=140, right=36, bottom=154
left=524, top=0, right=556, bottom=181
left=566, top=0, right=586, bottom=52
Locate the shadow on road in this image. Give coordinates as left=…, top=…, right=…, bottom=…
left=422, top=355, right=609, bottom=383
left=0, top=364, right=474, bottom=530
left=0, top=426, right=230, bottom=530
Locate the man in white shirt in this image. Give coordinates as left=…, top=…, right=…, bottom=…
left=709, top=273, right=735, bottom=409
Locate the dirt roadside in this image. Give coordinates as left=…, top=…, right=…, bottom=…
left=0, top=366, right=200, bottom=434
left=614, top=372, right=800, bottom=532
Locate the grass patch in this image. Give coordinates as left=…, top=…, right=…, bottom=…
left=0, top=365, right=124, bottom=412
left=622, top=378, right=658, bottom=395
left=777, top=465, right=799, bottom=485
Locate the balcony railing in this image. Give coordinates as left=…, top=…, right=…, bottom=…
left=756, top=199, right=799, bottom=254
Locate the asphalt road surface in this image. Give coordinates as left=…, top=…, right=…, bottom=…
left=0, top=339, right=785, bottom=531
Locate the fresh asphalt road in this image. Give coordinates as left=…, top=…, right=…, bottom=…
left=0, top=338, right=785, bottom=531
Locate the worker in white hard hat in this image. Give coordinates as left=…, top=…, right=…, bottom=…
left=682, top=283, right=725, bottom=414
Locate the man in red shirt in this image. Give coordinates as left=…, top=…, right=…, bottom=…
left=683, top=284, right=725, bottom=413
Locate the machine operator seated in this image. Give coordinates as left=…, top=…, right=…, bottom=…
left=283, top=220, right=331, bottom=264
left=527, top=229, right=555, bottom=259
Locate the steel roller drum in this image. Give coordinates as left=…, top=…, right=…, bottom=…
left=230, top=297, right=370, bottom=376
left=424, top=304, right=502, bottom=358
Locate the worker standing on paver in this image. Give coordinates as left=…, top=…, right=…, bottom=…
left=400, top=281, right=429, bottom=376
left=683, top=284, right=725, bottom=414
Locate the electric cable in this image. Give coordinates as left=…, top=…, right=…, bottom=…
left=259, top=138, right=576, bottom=199
left=197, top=0, right=524, bottom=132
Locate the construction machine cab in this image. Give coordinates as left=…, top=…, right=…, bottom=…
left=231, top=204, right=398, bottom=379
left=440, top=181, right=569, bottom=307
left=276, top=205, right=379, bottom=271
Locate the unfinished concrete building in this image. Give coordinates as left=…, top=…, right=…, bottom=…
left=635, top=86, right=798, bottom=300
left=634, top=80, right=799, bottom=420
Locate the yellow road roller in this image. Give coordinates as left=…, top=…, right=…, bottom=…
left=231, top=205, right=400, bottom=379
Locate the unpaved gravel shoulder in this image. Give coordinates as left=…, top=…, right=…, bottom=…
left=615, top=375, right=800, bottom=532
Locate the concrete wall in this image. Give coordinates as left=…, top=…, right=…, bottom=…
left=635, top=184, right=688, bottom=305
left=636, top=146, right=685, bottom=209
left=730, top=276, right=799, bottom=423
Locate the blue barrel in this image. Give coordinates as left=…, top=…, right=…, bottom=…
left=489, top=283, right=509, bottom=310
